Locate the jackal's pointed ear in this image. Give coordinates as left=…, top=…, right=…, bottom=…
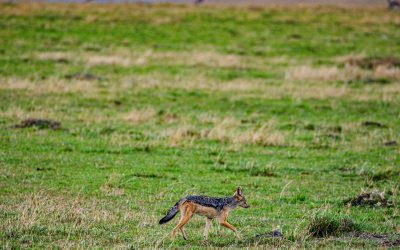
left=235, top=187, right=243, bottom=197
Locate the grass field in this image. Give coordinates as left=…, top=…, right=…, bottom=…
left=0, top=3, right=399, bottom=248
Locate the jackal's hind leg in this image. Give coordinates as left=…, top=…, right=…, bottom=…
left=179, top=227, right=188, bottom=240
left=171, top=205, right=193, bottom=240
left=171, top=212, right=184, bottom=240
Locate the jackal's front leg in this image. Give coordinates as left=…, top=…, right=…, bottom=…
left=220, top=221, right=240, bottom=239
left=218, top=213, right=240, bottom=239
left=203, top=218, right=212, bottom=240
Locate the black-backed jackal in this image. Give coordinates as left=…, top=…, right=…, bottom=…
left=159, top=187, right=250, bottom=240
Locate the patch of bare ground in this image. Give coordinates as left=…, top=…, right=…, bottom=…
left=346, top=232, right=400, bottom=247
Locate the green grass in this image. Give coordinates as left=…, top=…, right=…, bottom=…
left=0, top=3, right=399, bottom=249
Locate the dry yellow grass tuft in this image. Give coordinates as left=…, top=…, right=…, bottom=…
left=197, top=112, right=221, bottom=125
left=0, top=77, right=98, bottom=95
left=84, top=49, right=247, bottom=68
left=164, top=126, right=200, bottom=146
left=204, top=117, right=241, bottom=143
left=236, top=124, right=286, bottom=147
left=100, top=174, right=125, bottom=197
left=151, top=50, right=245, bottom=68
left=374, top=65, right=400, bottom=80
left=85, top=55, right=131, bottom=67
left=285, top=63, right=400, bottom=84
left=124, top=107, right=157, bottom=124
left=285, top=65, right=340, bottom=82
left=161, top=117, right=287, bottom=147
left=281, top=83, right=350, bottom=100
left=205, top=118, right=287, bottom=146
left=100, top=184, right=125, bottom=196
left=0, top=192, right=139, bottom=248
left=35, top=48, right=250, bottom=68
left=0, top=106, right=62, bottom=123
left=0, top=193, right=125, bottom=229
left=35, top=52, right=73, bottom=63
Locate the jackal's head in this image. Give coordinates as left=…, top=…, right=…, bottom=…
left=234, top=187, right=250, bottom=208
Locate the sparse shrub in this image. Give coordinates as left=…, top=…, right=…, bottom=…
left=306, top=213, right=358, bottom=237
left=304, top=124, right=316, bottom=130
left=249, top=167, right=277, bottom=177
left=346, top=56, right=400, bottom=70
left=370, top=168, right=400, bottom=181
left=344, top=190, right=393, bottom=208
left=211, top=161, right=277, bottom=177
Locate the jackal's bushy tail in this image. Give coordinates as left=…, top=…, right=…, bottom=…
left=159, top=201, right=180, bottom=224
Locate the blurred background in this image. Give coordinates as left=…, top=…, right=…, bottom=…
left=1, top=0, right=399, bottom=249
left=32, top=0, right=387, bottom=5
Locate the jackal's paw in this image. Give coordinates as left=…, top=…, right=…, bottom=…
left=235, top=234, right=241, bottom=240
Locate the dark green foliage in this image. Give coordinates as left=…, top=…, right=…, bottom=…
left=307, top=213, right=359, bottom=237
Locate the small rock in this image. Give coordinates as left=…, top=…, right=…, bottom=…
left=65, top=72, right=100, bottom=81
left=344, top=190, right=393, bottom=208
left=256, top=229, right=283, bottom=238
left=383, top=141, right=397, bottom=147
left=362, top=121, right=387, bottom=128
left=11, top=118, right=61, bottom=130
